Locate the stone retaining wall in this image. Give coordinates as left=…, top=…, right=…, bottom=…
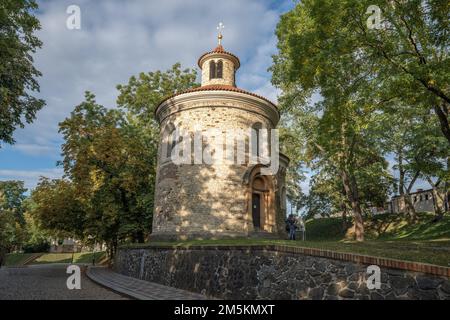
left=115, top=245, right=450, bottom=300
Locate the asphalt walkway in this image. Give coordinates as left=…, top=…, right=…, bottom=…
left=0, top=264, right=127, bottom=300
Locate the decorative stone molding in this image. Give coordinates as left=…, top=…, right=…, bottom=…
left=156, top=90, right=280, bottom=127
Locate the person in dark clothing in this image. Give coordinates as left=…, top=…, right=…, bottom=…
left=0, top=248, right=5, bottom=269
left=286, top=214, right=297, bottom=240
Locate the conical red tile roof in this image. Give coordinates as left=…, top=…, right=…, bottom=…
left=197, top=45, right=240, bottom=69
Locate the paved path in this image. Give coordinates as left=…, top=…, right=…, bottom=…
left=0, top=264, right=128, bottom=300
left=87, top=267, right=210, bottom=300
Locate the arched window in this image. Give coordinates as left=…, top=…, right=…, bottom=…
left=209, top=60, right=223, bottom=80
left=209, top=60, right=216, bottom=80
left=216, top=60, right=223, bottom=78
left=252, top=122, right=263, bottom=157
left=168, top=130, right=177, bottom=159
left=162, top=123, right=176, bottom=160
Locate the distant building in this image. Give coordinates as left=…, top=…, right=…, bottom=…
left=49, top=238, right=106, bottom=253
left=389, top=188, right=448, bottom=214
left=49, top=238, right=82, bottom=253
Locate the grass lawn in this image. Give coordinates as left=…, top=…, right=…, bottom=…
left=4, top=253, right=36, bottom=267
left=133, top=238, right=450, bottom=267
left=305, top=212, right=450, bottom=241
left=29, top=251, right=107, bottom=265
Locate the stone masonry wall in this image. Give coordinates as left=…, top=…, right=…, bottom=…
left=152, top=103, right=280, bottom=239
left=201, top=58, right=235, bottom=86
left=115, top=246, right=450, bottom=300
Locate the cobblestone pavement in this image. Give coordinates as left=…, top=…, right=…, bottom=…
left=0, top=264, right=129, bottom=300
left=87, top=267, right=210, bottom=300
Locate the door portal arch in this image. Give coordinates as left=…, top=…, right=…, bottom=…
left=244, top=165, right=276, bottom=233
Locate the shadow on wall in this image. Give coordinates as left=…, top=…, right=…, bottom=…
left=152, top=112, right=286, bottom=240
left=115, top=247, right=450, bottom=300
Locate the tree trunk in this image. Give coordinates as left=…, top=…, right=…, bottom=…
left=433, top=103, right=450, bottom=145
left=403, top=195, right=418, bottom=222
left=445, top=158, right=450, bottom=212
left=398, top=148, right=405, bottom=197
left=341, top=187, right=349, bottom=232
left=426, top=177, right=445, bottom=222
left=342, top=169, right=364, bottom=241
left=396, top=149, right=418, bottom=221
left=405, top=171, right=420, bottom=222
left=341, top=201, right=348, bottom=232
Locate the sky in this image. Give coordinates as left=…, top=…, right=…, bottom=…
left=0, top=0, right=429, bottom=197
left=0, top=0, right=296, bottom=190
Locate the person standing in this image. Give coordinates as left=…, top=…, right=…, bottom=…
left=286, top=214, right=297, bottom=240
left=0, top=248, right=5, bottom=269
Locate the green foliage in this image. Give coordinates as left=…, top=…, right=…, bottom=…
left=4, top=252, right=35, bottom=266
left=29, top=63, right=199, bottom=255
left=22, top=240, right=49, bottom=253
left=0, top=0, right=45, bottom=145
left=305, top=213, right=450, bottom=241
left=304, top=218, right=348, bottom=241
left=30, top=178, right=84, bottom=239
left=0, top=181, right=27, bottom=223
left=271, top=0, right=449, bottom=236
left=116, top=63, right=199, bottom=124
left=0, top=181, right=28, bottom=252
left=57, top=92, right=157, bottom=251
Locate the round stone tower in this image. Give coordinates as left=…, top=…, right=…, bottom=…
left=151, top=36, right=289, bottom=241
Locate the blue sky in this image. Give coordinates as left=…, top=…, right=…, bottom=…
left=0, top=0, right=430, bottom=196
left=0, top=0, right=296, bottom=190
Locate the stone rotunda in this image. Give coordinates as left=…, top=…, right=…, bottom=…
left=151, top=33, right=289, bottom=240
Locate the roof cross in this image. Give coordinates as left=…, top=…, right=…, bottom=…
left=217, top=22, right=225, bottom=45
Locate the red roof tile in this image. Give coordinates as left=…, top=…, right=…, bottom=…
left=156, top=85, right=278, bottom=111
left=197, top=46, right=240, bottom=69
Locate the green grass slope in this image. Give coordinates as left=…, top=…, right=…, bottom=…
left=4, top=253, right=36, bottom=267
left=305, top=213, right=450, bottom=241
left=4, top=251, right=107, bottom=267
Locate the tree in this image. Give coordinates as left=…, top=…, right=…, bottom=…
left=116, top=63, right=199, bottom=124
left=0, top=181, right=27, bottom=223
left=0, top=0, right=45, bottom=146
left=116, top=63, right=199, bottom=165
left=0, top=210, right=16, bottom=266
left=0, top=181, right=28, bottom=262
left=271, top=0, right=399, bottom=240
left=21, top=200, right=51, bottom=253
left=351, top=0, right=450, bottom=144
left=30, top=178, right=85, bottom=240
left=57, top=93, right=157, bottom=256
left=274, top=0, right=449, bottom=145
left=31, top=64, right=198, bottom=256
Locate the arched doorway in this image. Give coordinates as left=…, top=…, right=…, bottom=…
left=252, top=193, right=261, bottom=229
left=251, top=176, right=268, bottom=231
left=243, top=165, right=276, bottom=234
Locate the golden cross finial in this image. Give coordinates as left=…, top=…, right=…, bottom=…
left=217, top=22, right=225, bottom=45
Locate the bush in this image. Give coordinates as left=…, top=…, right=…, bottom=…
left=23, top=240, right=50, bottom=253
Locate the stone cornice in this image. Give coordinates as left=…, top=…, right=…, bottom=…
left=156, top=90, right=280, bottom=127
left=198, top=51, right=240, bottom=70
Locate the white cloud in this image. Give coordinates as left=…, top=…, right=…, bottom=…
left=12, top=143, right=60, bottom=157
left=2, top=0, right=292, bottom=189
left=10, top=0, right=288, bottom=148
left=0, top=168, right=64, bottom=190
